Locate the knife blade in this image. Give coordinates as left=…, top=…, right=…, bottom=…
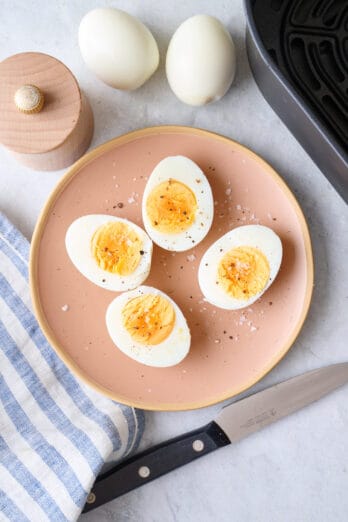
left=83, top=363, right=348, bottom=513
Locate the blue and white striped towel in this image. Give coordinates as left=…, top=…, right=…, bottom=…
left=0, top=212, right=145, bottom=521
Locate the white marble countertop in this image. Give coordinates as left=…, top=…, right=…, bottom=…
left=1, top=1, right=347, bottom=521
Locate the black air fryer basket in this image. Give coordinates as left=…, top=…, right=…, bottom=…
left=245, top=0, right=348, bottom=202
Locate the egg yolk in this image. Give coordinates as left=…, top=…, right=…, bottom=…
left=91, top=222, right=143, bottom=275
left=122, top=294, right=175, bottom=345
left=217, top=246, right=270, bottom=300
left=146, top=179, right=197, bottom=234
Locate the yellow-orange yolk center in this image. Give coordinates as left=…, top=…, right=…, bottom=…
left=217, top=246, right=270, bottom=300
left=146, top=179, right=197, bottom=234
left=122, top=294, right=175, bottom=345
left=91, top=221, right=143, bottom=275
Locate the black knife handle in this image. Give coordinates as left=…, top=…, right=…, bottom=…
left=83, top=421, right=230, bottom=513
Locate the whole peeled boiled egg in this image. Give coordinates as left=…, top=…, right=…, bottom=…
left=65, top=215, right=153, bottom=291
left=198, top=225, right=282, bottom=310
left=106, top=286, right=191, bottom=367
left=166, top=15, right=236, bottom=106
left=142, top=155, right=214, bottom=251
left=79, top=8, right=159, bottom=90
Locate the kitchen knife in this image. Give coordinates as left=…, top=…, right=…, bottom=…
left=83, top=363, right=348, bottom=513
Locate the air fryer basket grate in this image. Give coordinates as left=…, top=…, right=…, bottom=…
left=252, top=0, right=348, bottom=152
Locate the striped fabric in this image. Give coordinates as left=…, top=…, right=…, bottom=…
left=0, top=213, right=145, bottom=522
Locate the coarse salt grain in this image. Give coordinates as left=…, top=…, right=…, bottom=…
left=236, top=204, right=242, bottom=210
left=250, top=326, right=257, bottom=332
left=61, top=304, right=69, bottom=312
left=225, top=188, right=232, bottom=196
left=187, top=254, right=196, bottom=262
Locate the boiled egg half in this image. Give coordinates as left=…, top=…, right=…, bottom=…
left=142, top=156, right=214, bottom=251
left=65, top=215, right=153, bottom=291
left=106, top=286, right=191, bottom=367
left=198, top=225, right=282, bottom=310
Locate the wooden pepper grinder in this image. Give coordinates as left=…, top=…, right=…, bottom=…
left=0, top=52, right=94, bottom=171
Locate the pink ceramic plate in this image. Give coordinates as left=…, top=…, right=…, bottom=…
left=30, top=126, right=313, bottom=411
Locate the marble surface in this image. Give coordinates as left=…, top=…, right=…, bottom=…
left=1, top=1, right=347, bottom=521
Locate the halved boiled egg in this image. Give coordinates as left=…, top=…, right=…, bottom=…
left=106, top=286, right=191, bottom=367
left=198, top=225, right=282, bottom=310
left=142, top=156, right=214, bottom=251
left=65, top=215, right=153, bottom=291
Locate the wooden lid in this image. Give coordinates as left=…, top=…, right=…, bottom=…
left=0, top=52, right=82, bottom=154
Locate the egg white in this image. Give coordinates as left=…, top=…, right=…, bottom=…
left=106, top=286, right=191, bottom=367
left=166, top=15, right=236, bottom=106
left=198, top=225, right=282, bottom=310
left=79, top=8, right=159, bottom=90
left=142, top=156, right=214, bottom=252
left=65, top=215, right=153, bottom=291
